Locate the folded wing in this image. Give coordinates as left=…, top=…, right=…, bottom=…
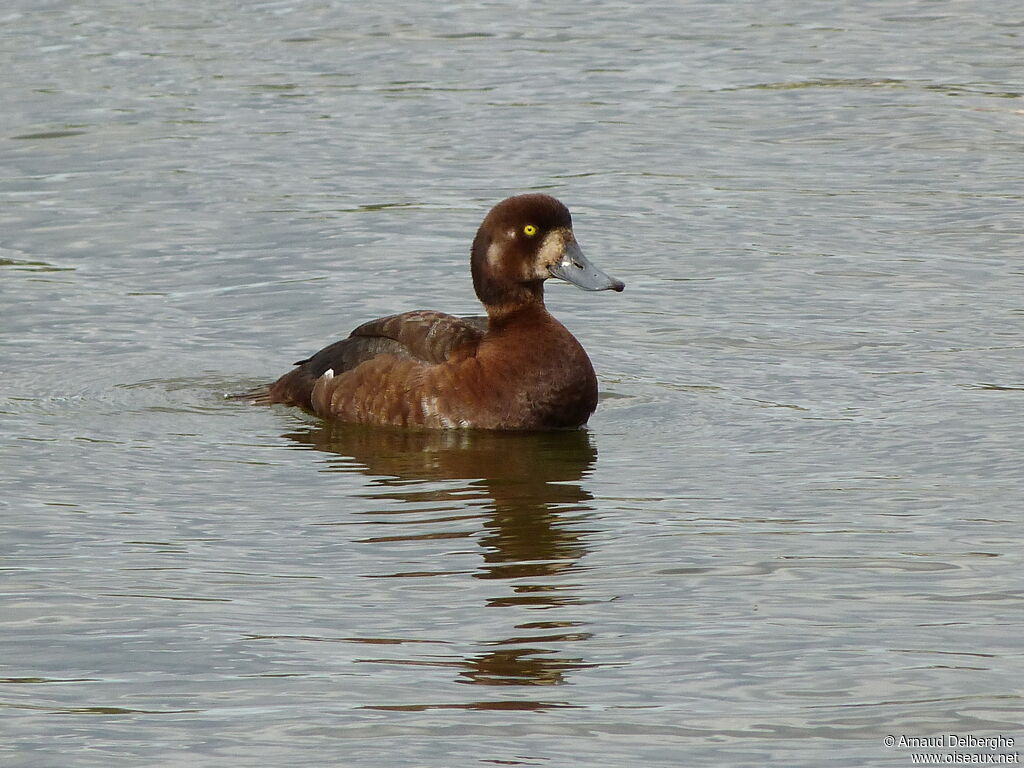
left=240, top=311, right=487, bottom=409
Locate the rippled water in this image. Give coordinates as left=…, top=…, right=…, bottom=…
left=3, top=1, right=1022, bottom=766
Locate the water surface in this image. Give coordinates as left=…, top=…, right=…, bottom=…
left=2, top=1, right=1023, bottom=766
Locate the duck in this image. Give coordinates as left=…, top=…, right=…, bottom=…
left=248, top=193, right=624, bottom=430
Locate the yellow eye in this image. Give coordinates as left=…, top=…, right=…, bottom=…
left=523, top=224, right=537, bottom=237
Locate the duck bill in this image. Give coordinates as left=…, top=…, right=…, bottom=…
left=549, top=241, right=625, bottom=292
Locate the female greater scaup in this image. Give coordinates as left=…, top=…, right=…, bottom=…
left=249, top=193, right=624, bottom=430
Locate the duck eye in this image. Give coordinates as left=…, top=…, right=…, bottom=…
left=523, top=224, right=537, bottom=237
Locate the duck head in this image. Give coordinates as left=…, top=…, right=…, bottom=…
left=470, top=193, right=624, bottom=313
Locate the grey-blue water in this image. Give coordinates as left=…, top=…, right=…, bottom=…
left=2, top=2, right=1022, bottom=766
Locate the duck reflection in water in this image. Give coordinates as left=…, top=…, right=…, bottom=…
left=282, top=423, right=600, bottom=694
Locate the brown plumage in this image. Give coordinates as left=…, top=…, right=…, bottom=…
left=244, top=193, right=624, bottom=430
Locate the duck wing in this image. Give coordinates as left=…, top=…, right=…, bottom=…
left=348, top=310, right=486, bottom=366
left=238, top=311, right=486, bottom=408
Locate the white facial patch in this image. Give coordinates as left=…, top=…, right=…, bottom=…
left=535, top=229, right=568, bottom=279
left=486, top=240, right=505, bottom=270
